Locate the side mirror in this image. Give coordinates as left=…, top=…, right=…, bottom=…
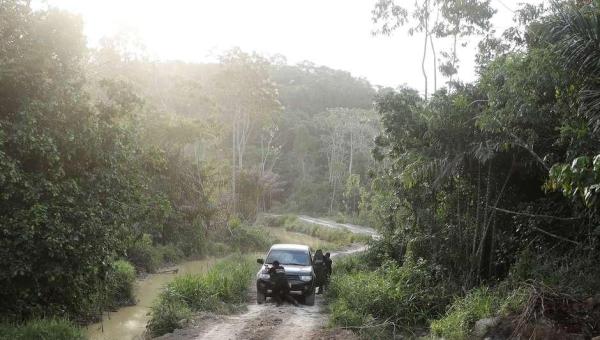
left=257, top=258, right=264, bottom=264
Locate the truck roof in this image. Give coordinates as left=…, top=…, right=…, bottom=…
left=269, top=244, right=310, bottom=251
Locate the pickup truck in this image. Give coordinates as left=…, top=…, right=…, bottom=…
left=256, top=244, right=316, bottom=306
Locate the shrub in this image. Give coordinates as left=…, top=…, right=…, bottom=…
left=106, top=260, right=136, bottom=307
left=509, top=248, right=600, bottom=296
left=147, top=255, right=256, bottom=337
left=430, top=287, right=501, bottom=340
left=0, top=319, right=84, bottom=340
left=328, top=256, right=450, bottom=334
left=156, top=244, right=184, bottom=264
left=146, top=294, right=192, bottom=337
left=229, top=226, right=273, bottom=253
left=206, top=242, right=230, bottom=256
left=330, top=299, right=367, bottom=327
left=126, top=234, right=162, bottom=273
left=331, top=253, right=371, bottom=275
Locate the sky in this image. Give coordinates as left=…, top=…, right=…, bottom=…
left=34, top=0, right=544, bottom=91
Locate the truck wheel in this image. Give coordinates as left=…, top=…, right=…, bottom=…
left=304, top=288, right=315, bottom=306
left=257, top=284, right=266, bottom=304
left=257, top=290, right=266, bottom=304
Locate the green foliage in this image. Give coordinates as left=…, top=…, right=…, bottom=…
left=363, top=1, right=600, bottom=310
left=329, top=253, right=372, bottom=276
left=430, top=287, right=501, bottom=339
left=328, top=255, right=451, bottom=334
left=0, top=3, right=151, bottom=321
left=155, top=244, right=185, bottom=265
left=145, top=294, right=192, bottom=338
left=147, top=255, right=256, bottom=336
left=0, top=319, right=84, bottom=340
left=546, top=155, right=600, bottom=208
left=509, top=248, right=600, bottom=296
left=105, top=260, right=136, bottom=308
left=228, top=225, right=274, bottom=253
left=126, top=234, right=163, bottom=274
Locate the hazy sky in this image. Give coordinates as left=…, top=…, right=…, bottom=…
left=35, top=0, right=543, bottom=90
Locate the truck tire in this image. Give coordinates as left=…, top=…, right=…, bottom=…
left=257, top=284, right=266, bottom=304
left=303, top=288, right=315, bottom=306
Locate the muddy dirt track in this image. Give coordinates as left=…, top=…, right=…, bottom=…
left=157, top=219, right=376, bottom=340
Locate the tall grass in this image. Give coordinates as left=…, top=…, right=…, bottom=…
left=429, top=287, right=501, bottom=339
left=0, top=319, right=84, bottom=340
left=146, top=255, right=256, bottom=337
left=327, top=255, right=450, bottom=337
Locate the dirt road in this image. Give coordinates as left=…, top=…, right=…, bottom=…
left=158, top=218, right=375, bottom=340
left=297, top=216, right=379, bottom=239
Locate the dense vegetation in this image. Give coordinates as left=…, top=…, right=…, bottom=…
left=329, top=0, right=600, bottom=338
left=146, top=255, right=256, bottom=337
left=0, top=0, right=376, bottom=332
left=4, top=0, right=600, bottom=338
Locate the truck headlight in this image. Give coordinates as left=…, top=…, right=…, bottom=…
left=299, top=275, right=312, bottom=282
left=258, top=273, right=270, bottom=280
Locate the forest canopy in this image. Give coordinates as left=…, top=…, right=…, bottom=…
left=3, top=0, right=600, bottom=339
left=0, top=0, right=376, bottom=323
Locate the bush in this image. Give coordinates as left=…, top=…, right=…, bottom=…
left=330, top=299, right=367, bottom=327
left=0, top=319, right=84, bottom=340
left=146, top=294, right=192, bottom=337
left=509, top=248, right=600, bottom=296
left=229, top=226, right=273, bottom=253
left=430, top=287, right=501, bottom=340
left=147, top=255, right=256, bottom=337
left=156, top=244, right=184, bottom=264
left=331, top=253, right=371, bottom=275
left=206, top=242, right=230, bottom=256
left=126, top=234, right=162, bottom=273
left=327, top=256, right=450, bottom=335
left=106, top=260, right=136, bottom=307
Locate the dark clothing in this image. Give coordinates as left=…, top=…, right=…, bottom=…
left=323, top=255, right=332, bottom=292
left=324, top=256, right=332, bottom=277
left=268, top=264, right=298, bottom=306
left=313, top=250, right=326, bottom=294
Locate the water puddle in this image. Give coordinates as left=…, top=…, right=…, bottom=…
left=86, top=258, right=216, bottom=340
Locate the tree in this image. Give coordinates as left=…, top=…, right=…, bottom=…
left=212, top=49, right=281, bottom=215
left=372, top=0, right=495, bottom=96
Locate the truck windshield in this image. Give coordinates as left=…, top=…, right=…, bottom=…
left=266, top=249, right=310, bottom=266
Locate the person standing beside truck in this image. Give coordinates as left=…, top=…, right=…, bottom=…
left=313, top=249, right=326, bottom=294
left=324, top=252, right=332, bottom=287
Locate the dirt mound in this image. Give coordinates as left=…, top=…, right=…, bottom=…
left=486, top=289, right=600, bottom=340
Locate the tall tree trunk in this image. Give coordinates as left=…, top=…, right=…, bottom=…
left=430, top=34, right=437, bottom=93
left=422, top=32, right=429, bottom=100
left=450, top=31, right=458, bottom=85
left=349, top=130, right=354, bottom=174
left=330, top=177, right=337, bottom=214
left=477, top=161, right=493, bottom=280
left=232, top=120, right=237, bottom=215
left=421, top=0, right=430, bottom=100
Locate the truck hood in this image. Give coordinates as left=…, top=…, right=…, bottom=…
left=259, top=264, right=313, bottom=275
